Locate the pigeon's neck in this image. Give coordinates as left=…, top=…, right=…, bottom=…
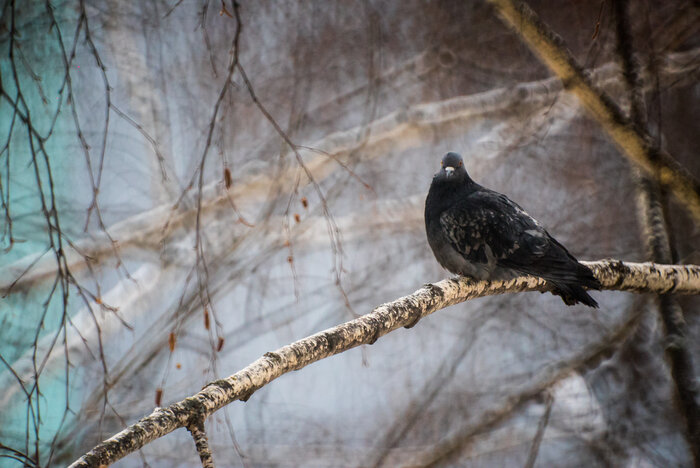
left=427, top=177, right=478, bottom=214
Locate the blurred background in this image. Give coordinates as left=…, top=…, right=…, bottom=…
left=1, top=1, right=699, bottom=466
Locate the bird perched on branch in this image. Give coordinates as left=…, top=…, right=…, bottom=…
left=425, top=152, right=600, bottom=307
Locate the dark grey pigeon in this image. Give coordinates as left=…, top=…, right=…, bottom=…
left=425, top=152, right=601, bottom=307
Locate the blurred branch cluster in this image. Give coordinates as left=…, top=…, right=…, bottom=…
left=1, top=0, right=699, bottom=467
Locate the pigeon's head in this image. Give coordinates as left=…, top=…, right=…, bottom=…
left=435, top=152, right=469, bottom=182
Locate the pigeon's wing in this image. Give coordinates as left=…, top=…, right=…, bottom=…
left=439, top=190, right=586, bottom=283
left=439, top=189, right=542, bottom=266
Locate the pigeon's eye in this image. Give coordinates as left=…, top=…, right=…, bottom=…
left=441, top=161, right=443, bottom=166
left=458, top=161, right=462, bottom=167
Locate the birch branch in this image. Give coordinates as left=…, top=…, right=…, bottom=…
left=68, top=260, right=700, bottom=468
left=486, top=0, right=700, bottom=225
left=187, top=419, right=215, bottom=468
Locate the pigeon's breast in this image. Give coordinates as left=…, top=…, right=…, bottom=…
left=426, top=219, right=497, bottom=280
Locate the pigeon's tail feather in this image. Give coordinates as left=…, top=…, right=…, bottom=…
left=551, top=281, right=599, bottom=308
left=518, top=258, right=601, bottom=307
left=549, top=262, right=601, bottom=308
left=576, top=262, right=601, bottom=287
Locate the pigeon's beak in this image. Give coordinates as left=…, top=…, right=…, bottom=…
left=444, top=166, right=455, bottom=177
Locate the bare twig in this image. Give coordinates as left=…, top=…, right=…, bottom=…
left=524, top=392, right=554, bottom=468
left=68, top=260, right=700, bottom=467
left=185, top=0, right=242, bottom=363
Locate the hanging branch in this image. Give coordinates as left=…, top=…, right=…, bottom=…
left=68, top=260, right=700, bottom=468
left=187, top=418, right=215, bottom=468
left=486, top=0, right=700, bottom=226
left=613, top=0, right=700, bottom=462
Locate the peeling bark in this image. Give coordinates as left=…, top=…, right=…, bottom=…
left=68, top=260, right=700, bottom=468
left=486, top=0, right=700, bottom=225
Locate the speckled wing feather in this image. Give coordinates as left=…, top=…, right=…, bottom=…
left=439, top=189, right=593, bottom=285
left=439, top=189, right=545, bottom=266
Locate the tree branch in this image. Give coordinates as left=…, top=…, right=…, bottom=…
left=187, top=418, right=215, bottom=468
left=68, top=260, right=700, bottom=467
left=486, top=0, right=700, bottom=226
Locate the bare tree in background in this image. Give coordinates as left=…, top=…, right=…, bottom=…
left=1, top=1, right=699, bottom=467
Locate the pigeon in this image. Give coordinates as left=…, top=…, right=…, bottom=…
left=425, top=152, right=600, bottom=307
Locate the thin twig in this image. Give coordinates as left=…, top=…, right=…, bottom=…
left=524, top=391, right=554, bottom=468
